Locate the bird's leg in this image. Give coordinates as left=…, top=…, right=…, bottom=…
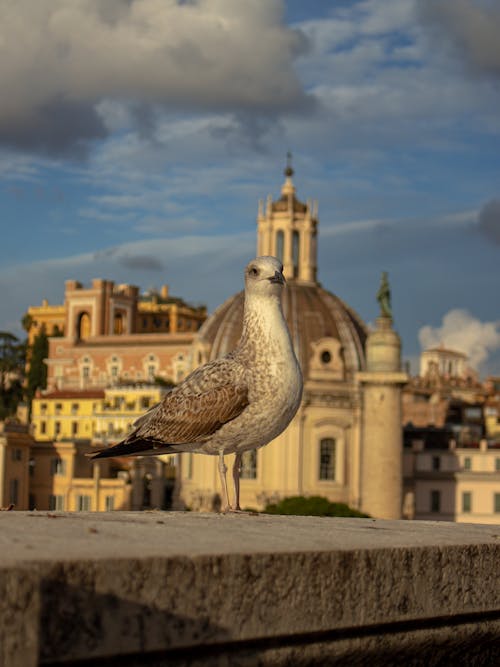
left=231, top=452, right=242, bottom=511
left=218, top=450, right=231, bottom=512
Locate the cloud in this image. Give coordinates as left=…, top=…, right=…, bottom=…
left=478, top=199, right=500, bottom=244
left=417, top=0, right=500, bottom=77
left=0, top=0, right=309, bottom=156
left=117, top=254, right=164, bottom=271
left=418, top=309, right=500, bottom=370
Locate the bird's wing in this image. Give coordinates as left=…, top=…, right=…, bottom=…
left=131, top=379, right=248, bottom=444
left=89, top=359, right=248, bottom=459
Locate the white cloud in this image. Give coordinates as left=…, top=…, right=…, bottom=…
left=418, top=309, right=500, bottom=370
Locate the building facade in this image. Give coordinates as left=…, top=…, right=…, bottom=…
left=31, top=385, right=169, bottom=443
left=30, top=438, right=174, bottom=512
left=403, top=438, right=500, bottom=524
left=0, top=421, right=32, bottom=510
left=25, top=279, right=206, bottom=388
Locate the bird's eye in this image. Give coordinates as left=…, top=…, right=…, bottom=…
left=249, top=267, right=259, bottom=276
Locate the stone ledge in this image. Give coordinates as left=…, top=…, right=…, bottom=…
left=1, top=512, right=499, bottom=666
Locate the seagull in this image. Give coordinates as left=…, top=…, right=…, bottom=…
left=89, top=256, right=303, bottom=512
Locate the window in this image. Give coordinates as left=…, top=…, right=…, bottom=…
left=11, top=448, right=22, bottom=462
left=432, top=456, right=440, bottom=471
left=292, top=230, right=300, bottom=278
left=464, top=407, right=482, bottom=420
left=495, top=458, right=500, bottom=472
left=276, top=230, right=284, bottom=263
left=51, top=458, right=66, bottom=476
left=55, top=403, right=62, bottom=415
left=113, top=312, right=124, bottom=334
left=147, top=365, right=156, bottom=381
left=40, top=421, right=47, bottom=434
left=71, top=403, right=79, bottom=415
left=186, top=453, right=193, bottom=480
left=111, top=366, right=119, bottom=378
left=493, top=493, right=500, bottom=513
left=319, top=438, right=336, bottom=480
left=54, top=422, right=61, bottom=437
left=462, top=492, right=472, bottom=513
left=82, top=366, right=90, bottom=379
left=40, top=403, right=47, bottom=415
left=105, top=495, right=115, bottom=511
left=321, top=350, right=331, bottom=364
left=463, top=457, right=472, bottom=471
left=141, top=397, right=151, bottom=409
left=77, top=312, right=91, bottom=340
left=49, top=495, right=64, bottom=511
left=430, top=490, right=441, bottom=513
left=72, top=422, right=78, bottom=436
left=76, top=495, right=91, bottom=511
left=9, top=479, right=19, bottom=505
left=240, top=450, right=257, bottom=479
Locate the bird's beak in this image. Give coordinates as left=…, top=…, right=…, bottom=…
left=269, top=270, right=285, bottom=285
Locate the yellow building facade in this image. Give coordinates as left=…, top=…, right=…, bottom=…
left=31, top=385, right=168, bottom=443
left=31, top=390, right=104, bottom=442
left=0, top=422, right=32, bottom=510
left=30, top=440, right=132, bottom=512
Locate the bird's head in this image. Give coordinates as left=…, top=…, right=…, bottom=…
left=244, top=256, right=285, bottom=296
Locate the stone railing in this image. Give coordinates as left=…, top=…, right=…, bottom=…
left=0, top=512, right=498, bottom=666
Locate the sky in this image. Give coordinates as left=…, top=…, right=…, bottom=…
left=1, top=0, right=500, bottom=376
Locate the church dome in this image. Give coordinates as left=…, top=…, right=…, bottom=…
left=196, top=282, right=367, bottom=380
left=195, top=161, right=367, bottom=381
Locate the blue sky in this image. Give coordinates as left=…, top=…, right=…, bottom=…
left=1, top=0, right=500, bottom=375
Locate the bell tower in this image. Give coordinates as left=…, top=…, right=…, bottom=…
left=257, top=155, right=318, bottom=283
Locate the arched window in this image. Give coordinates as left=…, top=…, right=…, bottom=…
left=292, top=230, right=300, bottom=278
left=77, top=312, right=91, bottom=340
left=276, top=230, right=284, bottom=263
left=240, top=450, right=257, bottom=479
left=319, top=438, right=336, bottom=480
left=113, top=312, right=124, bottom=335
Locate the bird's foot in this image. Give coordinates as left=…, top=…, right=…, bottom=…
left=220, top=506, right=260, bottom=515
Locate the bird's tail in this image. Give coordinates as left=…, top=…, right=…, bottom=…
left=87, top=438, right=164, bottom=460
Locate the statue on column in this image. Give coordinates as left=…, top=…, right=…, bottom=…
left=377, top=271, right=392, bottom=319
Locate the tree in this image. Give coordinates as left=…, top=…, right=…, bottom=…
left=26, top=326, right=48, bottom=409
left=0, top=331, right=26, bottom=419
left=263, top=495, right=370, bottom=518
left=21, top=313, right=33, bottom=334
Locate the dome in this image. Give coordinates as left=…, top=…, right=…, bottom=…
left=196, top=282, right=367, bottom=380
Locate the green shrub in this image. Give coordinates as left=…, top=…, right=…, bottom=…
left=263, top=495, right=370, bottom=518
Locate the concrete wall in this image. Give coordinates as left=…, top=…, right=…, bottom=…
left=0, top=512, right=498, bottom=666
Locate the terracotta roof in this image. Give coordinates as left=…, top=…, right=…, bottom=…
left=39, top=390, right=105, bottom=400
